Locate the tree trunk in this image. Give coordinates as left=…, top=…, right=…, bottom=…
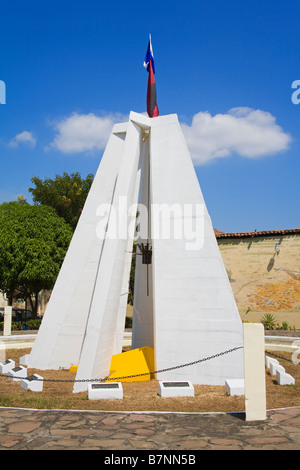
left=33, top=292, right=39, bottom=318
left=28, top=293, right=39, bottom=318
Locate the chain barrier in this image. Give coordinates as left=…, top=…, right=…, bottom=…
left=265, top=350, right=299, bottom=365
left=0, top=346, right=243, bottom=383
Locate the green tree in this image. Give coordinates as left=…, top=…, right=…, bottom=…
left=0, top=202, right=73, bottom=317
left=128, top=241, right=137, bottom=305
left=29, top=172, right=94, bottom=230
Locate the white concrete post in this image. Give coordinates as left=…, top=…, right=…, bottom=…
left=243, top=323, right=267, bottom=421
left=3, top=306, right=12, bottom=336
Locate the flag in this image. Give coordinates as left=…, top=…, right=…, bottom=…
left=143, top=35, right=159, bottom=118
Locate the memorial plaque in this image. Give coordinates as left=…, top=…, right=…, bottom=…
left=91, top=383, right=119, bottom=389
left=12, top=366, right=22, bottom=372
left=88, top=381, right=123, bottom=399
left=162, top=382, right=190, bottom=388
left=3, top=360, right=11, bottom=365
left=158, top=380, right=194, bottom=397
left=26, top=375, right=38, bottom=382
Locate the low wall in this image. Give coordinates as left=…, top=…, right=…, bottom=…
left=0, top=334, right=37, bottom=350
left=0, top=332, right=133, bottom=351
left=1, top=332, right=299, bottom=354
left=264, top=335, right=300, bottom=353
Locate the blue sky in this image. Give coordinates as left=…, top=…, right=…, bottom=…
left=0, top=0, right=299, bottom=232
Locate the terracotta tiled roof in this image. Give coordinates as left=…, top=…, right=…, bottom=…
left=213, top=229, right=226, bottom=236
left=214, top=228, right=300, bottom=239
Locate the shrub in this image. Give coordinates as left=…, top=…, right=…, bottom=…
left=261, top=313, right=277, bottom=330
left=26, top=319, right=42, bottom=330
left=281, top=321, right=289, bottom=330
left=0, top=319, right=41, bottom=331
left=11, top=322, right=21, bottom=331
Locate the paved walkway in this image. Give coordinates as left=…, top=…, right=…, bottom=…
left=0, top=406, right=299, bottom=450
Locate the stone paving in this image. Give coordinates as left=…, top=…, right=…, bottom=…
left=0, top=406, right=300, bottom=450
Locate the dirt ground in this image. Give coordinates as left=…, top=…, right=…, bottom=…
left=0, top=347, right=299, bottom=413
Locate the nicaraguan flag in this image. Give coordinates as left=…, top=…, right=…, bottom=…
left=143, top=35, right=159, bottom=118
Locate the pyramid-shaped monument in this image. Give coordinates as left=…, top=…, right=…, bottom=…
left=28, top=111, right=244, bottom=392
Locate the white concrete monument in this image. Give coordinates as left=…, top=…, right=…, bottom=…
left=3, top=306, right=12, bottom=336
left=88, top=382, right=123, bottom=400
left=0, top=359, right=15, bottom=373
left=8, top=365, right=27, bottom=382
left=158, top=381, right=195, bottom=398
left=21, top=374, right=44, bottom=392
left=28, top=112, right=244, bottom=392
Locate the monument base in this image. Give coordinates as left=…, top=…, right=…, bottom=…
left=88, top=382, right=123, bottom=400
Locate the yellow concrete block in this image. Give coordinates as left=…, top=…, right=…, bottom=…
left=107, top=346, right=155, bottom=383
left=69, top=347, right=155, bottom=382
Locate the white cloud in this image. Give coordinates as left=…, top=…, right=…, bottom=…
left=181, top=107, right=292, bottom=164
left=9, top=131, right=36, bottom=148
left=46, top=108, right=291, bottom=165
left=47, top=112, right=128, bottom=154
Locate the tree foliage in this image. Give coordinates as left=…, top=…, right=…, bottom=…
left=29, top=172, right=94, bottom=230
left=0, top=202, right=73, bottom=316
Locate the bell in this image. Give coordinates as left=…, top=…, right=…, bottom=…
left=137, top=243, right=152, bottom=265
